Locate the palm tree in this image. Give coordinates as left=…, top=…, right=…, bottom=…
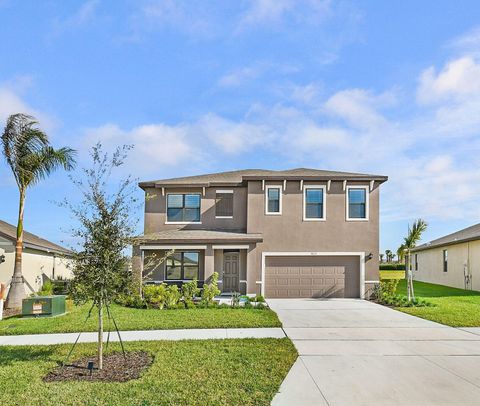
left=402, top=219, right=427, bottom=301
left=379, top=253, right=384, bottom=263
left=385, top=249, right=392, bottom=263
left=397, top=243, right=406, bottom=263
left=2, top=114, right=76, bottom=309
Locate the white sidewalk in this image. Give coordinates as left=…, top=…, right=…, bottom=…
left=0, top=327, right=285, bottom=346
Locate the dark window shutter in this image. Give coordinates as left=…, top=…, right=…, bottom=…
left=216, top=193, right=233, bottom=217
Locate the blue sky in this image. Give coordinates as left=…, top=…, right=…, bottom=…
left=1, top=0, right=480, bottom=255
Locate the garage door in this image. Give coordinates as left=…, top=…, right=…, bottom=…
left=264, top=256, right=360, bottom=298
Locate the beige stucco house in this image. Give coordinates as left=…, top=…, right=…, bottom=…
left=0, top=220, right=72, bottom=295
left=133, top=168, right=388, bottom=298
left=411, top=223, right=480, bottom=291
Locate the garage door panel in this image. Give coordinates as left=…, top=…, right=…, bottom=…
left=265, top=255, right=359, bottom=298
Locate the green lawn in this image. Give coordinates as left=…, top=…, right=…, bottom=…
left=0, top=303, right=281, bottom=336
left=0, top=338, right=297, bottom=405
left=396, top=280, right=480, bottom=327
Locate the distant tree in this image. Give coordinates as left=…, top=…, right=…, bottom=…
left=384, top=249, right=392, bottom=263
left=402, top=219, right=427, bottom=301
left=379, top=253, right=384, bottom=263
left=66, top=143, right=137, bottom=370
left=2, top=114, right=76, bottom=309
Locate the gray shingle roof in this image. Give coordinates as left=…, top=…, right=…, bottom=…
left=0, top=219, right=72, bottom=255
left=412, top=223, right=480, bottom=252
left=136, top=229, right=263, bottom=244
left=139, top=168, right=388, bottom=188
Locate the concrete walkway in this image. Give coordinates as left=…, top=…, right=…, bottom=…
left=0, top=327, right=285, bottom=346
left=269, top=298, right=480, bottom=406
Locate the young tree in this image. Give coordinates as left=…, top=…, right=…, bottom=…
left=66, top=144, right=137, bottom=370
left=2, top=114, right=76, bottom=309
left=402, top=219, right=427, bottom=301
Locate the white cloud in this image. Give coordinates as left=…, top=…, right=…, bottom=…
left=82, top=123, right=196, bottom=173
left=49, top=0, right=99, bottom=39
left=236, top=0, right=331, bottom=31
left=0, top=83, right=55, bottom=132
left=324, top=88, right=395, bottom=130
left=217, top=66, right=265, bottom=88
left=417, top=56, right=480, bottom=104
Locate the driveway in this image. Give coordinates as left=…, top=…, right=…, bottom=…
left=269, top=298, right=480, bottom=406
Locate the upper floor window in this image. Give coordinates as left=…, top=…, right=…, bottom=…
left=303, top=186, right=325, bottom=221
left=346, top=186, right=369, bottom=221
left=443, top=250, right=448, bottom=272
left=215, top=190, right=233, bottom=218
left=166, top=251, right=199, bottom=280
left=167, top=193, right=201, bottom=223
left=265, top=186, right=282, bottom=215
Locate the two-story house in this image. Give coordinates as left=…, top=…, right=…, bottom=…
left=132, top=168, right=388, bottom=298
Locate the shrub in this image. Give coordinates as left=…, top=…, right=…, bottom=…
left=379, top=264, right=406, bottom=270
left=231, top=292, right=241, bottom=308
left=182, top=279, right=199, bottom=306
left=201, top=272, right=221, bottom=306
left=116, top=292, right=145, bottom=308
left=143, top=284, right=168, bottom=309
left=37, top=280, right=54, bottom=296
left=165, top=285, right=181, bottom=309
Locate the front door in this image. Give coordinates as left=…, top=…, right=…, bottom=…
left=223, top=252, right=240, bottom=292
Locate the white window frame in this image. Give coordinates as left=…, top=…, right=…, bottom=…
left=165, top=193, right=202, bottom=225
left=265, top=185, right=282, bottom=215
left=215, top=189, right=234, bottom=219
left=303, top=185, right=326, bottom=221
left=346, top=185, right=369, bottom=221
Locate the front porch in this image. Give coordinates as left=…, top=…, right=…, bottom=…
left=134, top=229, right=263, bottom=295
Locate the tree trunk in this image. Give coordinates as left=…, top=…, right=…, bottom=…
left=6, top=189, right=27, bottom=310
left=98, top=298, right=103, bottom=370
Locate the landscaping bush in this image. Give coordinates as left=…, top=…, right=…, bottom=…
left=37, top=280, right=54, bottom=296
left=375, top=278, right=432, bottom=308
left=379, top=264, right=406, bottom=270
left=165, top=285, right=181, bottom=309
left=201, top=272, right=221, bottom=306
left=116, top=292, right=145, bottom=309
left=143, top=284, right=167, bottom=309
left=182, top=279, right=199, bottom=307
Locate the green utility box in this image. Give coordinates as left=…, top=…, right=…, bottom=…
left=22, top=295, right=66, bottom=318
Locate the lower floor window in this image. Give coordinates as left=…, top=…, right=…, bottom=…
left=166, top=252, right=199, bottom=280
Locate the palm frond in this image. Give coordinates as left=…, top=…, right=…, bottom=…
left=27, top=146, right=77, bottom=186
left=403, top=218, right=427, bottom=249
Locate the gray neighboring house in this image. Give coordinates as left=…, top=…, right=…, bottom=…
left=0, top=220, right=72, bottom=295
left=411, top=223, right=480, bottom=291
left=133, top=168, right=388, bottom=298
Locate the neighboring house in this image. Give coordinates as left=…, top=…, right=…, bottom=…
left=133, top=168, right=388, bottom=298
left=411, top=223, right=480, bottom=291
left=0, top=220, right=72, bottom=295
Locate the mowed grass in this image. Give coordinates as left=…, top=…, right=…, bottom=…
left=0, top=303, right=281, bottom=336
left=396, top=280, right=480, bottom=327
left=0, top=338, right=297, bottom=405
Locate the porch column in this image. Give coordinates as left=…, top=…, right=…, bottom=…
left=204, top=244, right=215, bottom=283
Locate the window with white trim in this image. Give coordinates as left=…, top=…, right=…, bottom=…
left=215, top=190, right=233, bottom=218
left=303, top=186, right=325, bottom=220
left=346, top=186, right=369, bottom=220
left=167, top=194, right=201, bottom=223
left=265, top=186, right=282, bottom=214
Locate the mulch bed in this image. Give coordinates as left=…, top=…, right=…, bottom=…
left=44, top=351, right=153, bottom=383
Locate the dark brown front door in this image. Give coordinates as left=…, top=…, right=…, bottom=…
left=223, top=252, right=239, bottom=292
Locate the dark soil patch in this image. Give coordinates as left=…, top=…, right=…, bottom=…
left=44, top=351, right=153, bottom=383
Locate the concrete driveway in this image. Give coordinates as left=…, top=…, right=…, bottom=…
left=269, top=298, right=480, bottom=406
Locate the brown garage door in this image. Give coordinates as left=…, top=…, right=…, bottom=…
left=264, top=256, right=360, bottom=298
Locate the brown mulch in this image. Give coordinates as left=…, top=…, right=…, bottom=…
left=43, top=352, right=153, bottom=383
